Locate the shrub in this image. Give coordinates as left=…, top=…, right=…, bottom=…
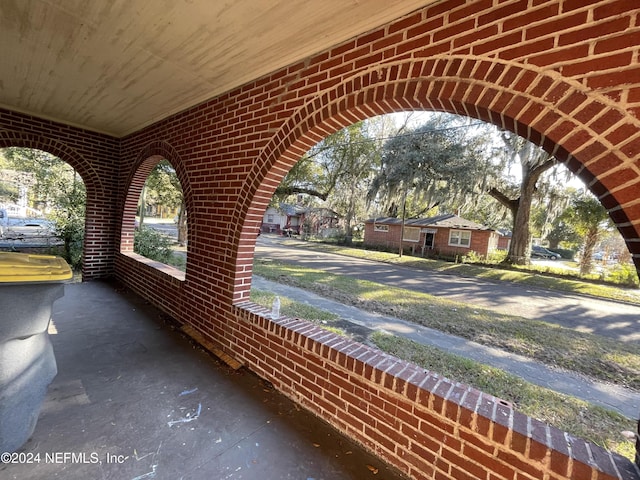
left=49, top=212, right=84, bottom=270
left=605, top=263, right=639, bottom=288
left=134, top=226, right=174, bottom=263
left=461, top=251, right=485, bottom=263
left=554, top=248, right=575, bottom=260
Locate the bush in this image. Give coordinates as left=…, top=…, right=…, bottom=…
left=134, top=227, right=174, bottom=263
left=605, top=263, right=639, bottom=288
left=487, top=250, right=509, bottom=263
left=49, top=212, right=84, bottom=271
left=462, top=250, right=507, bottom=264
left=461, top=251, right=485, bottom=263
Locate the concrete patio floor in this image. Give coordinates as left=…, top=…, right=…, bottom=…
left=1, top=280, right=408, bottom=480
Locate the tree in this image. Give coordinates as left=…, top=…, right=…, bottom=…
left=323, top=122, right=381, bottom=243
left=566, top=191, right=611, bottom=275
left=532, top=194, right=581, bottom=251
left=140, top=160, right=187, bottom=246
left=274, top=154, right=331, bottom=201
left=276, top=120, right=382, bottom=244
left=2, top=147, right=86, bottom=268
left=369, top=115, right=497, bottom=218
left=486, top=133, right=560, bottom=265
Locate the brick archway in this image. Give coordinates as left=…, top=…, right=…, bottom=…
left=0, top=130, right=109, bottom=279
left=236, top=55, right=640, bottom=301
left=119, top=140, right=190, bottom=256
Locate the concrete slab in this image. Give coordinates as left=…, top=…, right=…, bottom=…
left=0, top=280, right=408, bottom=480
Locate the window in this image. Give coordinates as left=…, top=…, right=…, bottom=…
left=267, top=214, right=274, bottom=223
left=374, top=224, right=389, bottom=232
left=449, top=230, right=471, bottom=247
left=403, top=227, right=421, bottom=242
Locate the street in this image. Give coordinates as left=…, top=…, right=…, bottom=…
left=254, top=235, right=640, bottom=343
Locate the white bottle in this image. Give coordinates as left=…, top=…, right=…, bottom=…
left=271, top=296, right=280, bottom=319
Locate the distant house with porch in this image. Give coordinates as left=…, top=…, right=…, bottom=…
left=261, top=205, right=305, bottom=235
left=363, top=214, right=500, bottom=258
left=261, top=204, right=340, bottom=236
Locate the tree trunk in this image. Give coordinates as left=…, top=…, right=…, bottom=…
left=177, top=200, right=187, bottom=246
left=579, top=227, right=599, bottom=275
left=343, top=177, right=356, bottom=245
left=139, top=185, right=146, bottom=229
left=506, top=175, right=536, bottom=265
left=548, top=238, right=560, bottom=249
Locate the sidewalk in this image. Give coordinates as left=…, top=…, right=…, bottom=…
left=252, top=275, right=640, bottom=420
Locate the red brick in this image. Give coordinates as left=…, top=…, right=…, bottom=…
left=504, top=4, right=559, bottom=31
left=477, top=0, right=528, bottom=26
left=526, top=12, right=587, bottom=40
left=389, top=11, right=423, bottom=34
left=559, top=17, right=631, bottom=47
left=434, top=18, right=475, bottom=43
left=563, top=51, right=632, bottom=77
left=587, top=65, right=640, bottom=90
left=594, top=0, right=638, bottom=20
left=449, top=0, right=493, bottom=23
left=595, top=30, right=640, bottom=54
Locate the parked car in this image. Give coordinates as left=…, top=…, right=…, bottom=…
left=0, top=208, right=7, bottom=237
left=531, top=245, right=562, bottom=260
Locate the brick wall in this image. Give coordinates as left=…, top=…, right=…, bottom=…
left=228, top=304, right=639, bottom=480
left=363, top=223, right=497, bottom=258
left=0, top=108, right=120, bottom=279
left=2, top=0, right=640, bottom=478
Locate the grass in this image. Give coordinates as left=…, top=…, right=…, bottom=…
left=371, top=333, right=637, bottom=460
left=249, top=287, right=637, bottom=460
left=253, top=258, right=640, bottom=390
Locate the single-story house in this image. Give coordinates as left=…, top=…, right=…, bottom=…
left=363, top=213, right=500, bottom=258
left=303, top=207, right=340, bottom=237
left=497, top=230, right=512, bottom=251
left=261, top=204, right=305, bottom=234
left=261, top=205, right=341, bottom=236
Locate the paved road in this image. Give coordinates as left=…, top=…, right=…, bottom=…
left=255, top=236, right=640, bottom=344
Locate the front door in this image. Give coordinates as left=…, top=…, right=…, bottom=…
left=424, top=232, right=435, bottom=249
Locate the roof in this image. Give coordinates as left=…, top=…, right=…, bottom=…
left=366, top=214, right=495, bottom=231
left=279, top=204, right=307, bottom=216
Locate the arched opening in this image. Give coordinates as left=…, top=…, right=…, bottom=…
left=0, top=132, right=108, bottom=280
left=0, top=147, right=86, bottom=274
left=247, top=111, right=639, bottom=460
left=135, top=160, right=187, bottom=270
left=231, top=60, right=640, bottom=464
left=120, top=145, right=190, bottom=280
left=234, top=57, right=640, bottom=302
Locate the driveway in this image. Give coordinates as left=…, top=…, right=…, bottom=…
left=255, top=236, right=640, bottom=343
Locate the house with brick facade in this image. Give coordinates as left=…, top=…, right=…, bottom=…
left=364, top=214, right=500, bottom=259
